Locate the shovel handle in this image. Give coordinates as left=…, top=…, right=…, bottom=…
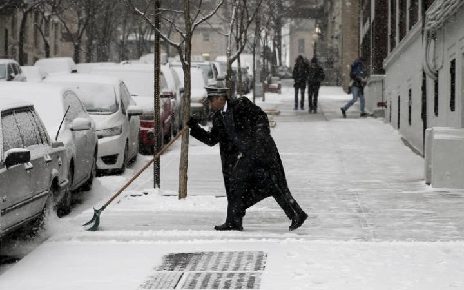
left=101, top=127, right=188, bottom=209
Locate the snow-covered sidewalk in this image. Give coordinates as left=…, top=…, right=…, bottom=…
left=2, top=86, right=464, bottom=290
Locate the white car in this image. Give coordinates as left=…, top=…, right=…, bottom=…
left=0, top=83, right=98, bottom=215
left=21, top=66, right=47, bottom=82
left=34, top=57, right=77, bottom=75
left=0, top=98, right=68, bottom=237
left=45, top=74, right=142, bottom=173
left=0, top=59, right=27, bottom=82
left=87, top=63, right=175, bottom=153
left=161, top=63, right=184, bottom=132
left=172, top=66, right=209, bottom=124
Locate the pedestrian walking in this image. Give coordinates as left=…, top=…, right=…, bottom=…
left=307, top=57, right=325, bottom=113
left=292, top=55, right=309, bottom=110
left=187, top=85, right=308, bottom=231
left=341, top=57, right=368, bottom=118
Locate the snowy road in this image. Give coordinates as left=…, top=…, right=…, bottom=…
left=2, top=86, right=464, bottom=289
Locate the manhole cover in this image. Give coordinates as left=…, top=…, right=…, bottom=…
left=139, top=251, right=267, bottom=289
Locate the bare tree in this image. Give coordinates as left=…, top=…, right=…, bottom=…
left=46, top=0, right=98, bottom=63
left=16, top=0, right=49, bottom=65
left=126, top=0, right=224, bottom=198
left=220, top=0, right=263, bottom=97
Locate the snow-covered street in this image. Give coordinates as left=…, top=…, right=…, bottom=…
left=2, top=86, right=464, bottom=289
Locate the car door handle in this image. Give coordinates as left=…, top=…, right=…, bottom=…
left=24, top=162, right=33, bottom=171
left=44, top=154, right=52, bottom=163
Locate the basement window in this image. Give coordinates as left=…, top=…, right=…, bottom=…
left=434, top=78, right=439, bottom=116
left=450, top=59, right=456, bottom=112
left=409, top=89, right=412, bottom=126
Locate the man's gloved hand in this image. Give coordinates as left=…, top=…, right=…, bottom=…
left=187, top=117, right=199, bottom=128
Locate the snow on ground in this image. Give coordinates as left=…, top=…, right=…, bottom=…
left=2, top=86, right=464, bottom=289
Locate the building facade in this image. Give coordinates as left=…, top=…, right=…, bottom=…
left=383, top=0, right=464, bottom=155
left=0, top=6, right=80, bottom=65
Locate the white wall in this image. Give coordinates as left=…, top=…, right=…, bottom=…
left=384, top=24, right=425, bottom=153
left=383, top=5, right=464, bottom=155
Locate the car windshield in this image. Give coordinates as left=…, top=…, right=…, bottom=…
left=191, top=70, right=207, bottom=88
left=0, top=64, right=6, bottom=79
left=68, top=82, right=118, bottom=114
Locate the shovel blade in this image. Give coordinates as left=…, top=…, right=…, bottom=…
left=82, top=207, right=102, bottom=231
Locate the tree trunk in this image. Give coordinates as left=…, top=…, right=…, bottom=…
left=73, top=41, right=81, bottom=64
left=178, top=0, right=192, bottom=199
left=18, top=10, right=29, bottom=65
left=178, top=40, right=192, bottom=199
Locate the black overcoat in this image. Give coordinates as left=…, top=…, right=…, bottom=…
left=189, top=97, right=289, bottom=208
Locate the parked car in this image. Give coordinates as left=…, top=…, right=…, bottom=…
left=0, top=82, right=98, bottom=214
left=21, top=66, right=47, bottom=82
left=162, top=63, right=184, bottom=133
left=45, top=74, right=142, bottom=173
left=34, top=57, right=77, bottom=75
left=233, top=67, right=252, bottom=94
left=0, top=98, right=67, bottom=238
left=264, top=76, right=282, bottom=94
left=88, top=63, right=175, bottom=154
left=0, top=59, right=26, bottom=82
left=172, top=66, right=209, bottom=125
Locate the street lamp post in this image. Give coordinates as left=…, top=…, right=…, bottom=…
left=313, top=24, right=321, bottom=58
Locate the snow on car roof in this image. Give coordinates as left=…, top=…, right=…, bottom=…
left=45, top=73, right=121, bottom=85
left=0, top=59, right=18, bottom=64
left=0, top=97, right=33, bottom=112
left=0, top=83, right=70, bottom=135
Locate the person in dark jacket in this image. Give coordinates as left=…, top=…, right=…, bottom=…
left=292, top=55, right=309, bottom=110
left=341, top=57, right=368, bottom=118
left=307, top=57, right=325, bottom=113
left=187, top=86, right=308, bottom=231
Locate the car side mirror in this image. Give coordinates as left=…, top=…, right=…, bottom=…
left=70, top=117, right=92, bottom=131
left=4, top=148, right=31, bottom=168
left=52, top=141, right=65, bottom=148
left=127, top=105, right=143, bottom=119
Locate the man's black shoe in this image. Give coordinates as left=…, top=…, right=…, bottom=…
left=340, top=107, right=346, bottom=118
left=360, top=112, right=368, bottom=117
left=289, top=212, right=308, bottom=231
left=214, top=223, right=243, bottom=231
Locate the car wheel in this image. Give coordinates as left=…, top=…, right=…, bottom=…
left=57, top=167, right=73, bottom=217
left=118, top=142, right=128, bottom=174
left=164, top=122, right=173, bottom=144
left=30, top=188, right=56, bottom=236
left=81, top=153, right=96, bottom=191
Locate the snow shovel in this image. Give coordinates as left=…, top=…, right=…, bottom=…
left=83, top=127, right=188, bottom=231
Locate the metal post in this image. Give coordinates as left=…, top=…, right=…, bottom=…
left=153, top=0, right=161, bottom=188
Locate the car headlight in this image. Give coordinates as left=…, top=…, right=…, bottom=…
left=97, top=126, right=122, bottom=138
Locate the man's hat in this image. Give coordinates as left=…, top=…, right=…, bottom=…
left=205, top=85, right=229, bottom=99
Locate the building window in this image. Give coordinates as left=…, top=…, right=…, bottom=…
left=298, top=39, right=305, bottom=54
left=450, top=59, right=456, bottom=112
left=33, top=12, right=39, bottom=47
left=53, top=23, right=59, bottom=55
left=434, top=78, right=439, bottom=116
left=398, top=95, right=401, bottom=129
left=389, top=0, right=396, bottom=51
left=408, top=0, right=419, bottom=29
left=421, top=71, right=427, bottom=123
left=4, top=29, right=8, bottom=56
left=202, top=32, right=210, bottom=42
left=408, top=89, right=412, bottom=125
left=399, top=0, right=407, bottom=40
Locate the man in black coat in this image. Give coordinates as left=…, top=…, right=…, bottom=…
left=187, top=86, right=308, bottom=231
left=307, top=57, right=325, bottom=113
left=292, top=55, right=309, bottom=110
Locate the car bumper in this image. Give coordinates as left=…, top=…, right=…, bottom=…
left=96, top=134, right=125, bottom=170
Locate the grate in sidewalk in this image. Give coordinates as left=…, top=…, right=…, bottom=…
left=139, top=251, right=267, bottom=289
